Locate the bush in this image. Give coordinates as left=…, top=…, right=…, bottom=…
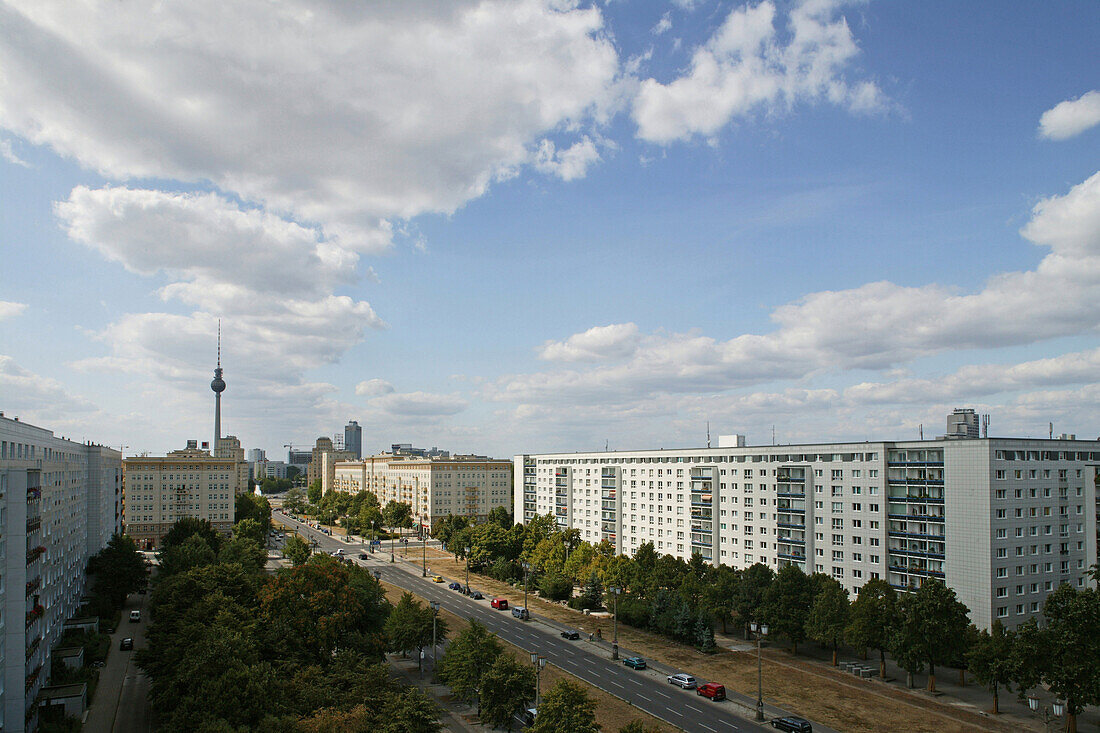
left=539, top=573, right=572, bottom=602
left=489, top=559, right=521, bottom=583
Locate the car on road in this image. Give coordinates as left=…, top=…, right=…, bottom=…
left=119, top=638, right=133, bottom=651
left=358, top=553, right=369, bottom=560
left=332, top=548, right=344, bottom=556
left=432, top=575, right=445, bottom=583
left=697, top=683, right=726, bottom=701
left=91, top=660, right=105, bottom=668
left=470, top=591, right=484, bottom=600
left=770, top=717, right=812, bottom=732
left=448, top=581, right=463, bottom=591
left=560, top=630, right=580, bottom=640
left=623, top=657, right=647, bottom=670
left=511, top=606, right=529, bottom=619
left=491, top=598, right=509, bottom=610
left=667, top=673, right=696, bottom=689
left=129, top=610, right=141, bottom=623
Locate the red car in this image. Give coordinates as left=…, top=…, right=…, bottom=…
left=697, top=683, right=726, bottom=701
left=491, top=598, right=509, bottom=610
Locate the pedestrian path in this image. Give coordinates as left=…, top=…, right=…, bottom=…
left=386, top=655, right=488, bottom=733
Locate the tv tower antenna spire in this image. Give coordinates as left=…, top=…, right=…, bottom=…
left=211, top=319, right=226, bottom=453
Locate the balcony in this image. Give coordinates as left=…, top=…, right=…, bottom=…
left=888, top=547, right=945, bottom=560
left=26, top=517, right=41, bottom=533
left=778, top=552, right=806, bottom=562
left=889, top=565, right=945, bottom=579
left=777, top=536, right=805, bottom=545
left=27, top=487, right=41, bottom=501
left=691, top=538, right=712, bottom=548
left=777, top=491, right=805, bottom=498
left=888, top=529, right=945, bottom=541
left=887, top=512, right=944, bottom=522
left=26, top=546, right=45, bottom=565
left=25, top=577, right=40, bottom=596
left=777, top=521, right=805, bottom=529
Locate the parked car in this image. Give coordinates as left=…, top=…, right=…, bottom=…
left=448, top=581, right=463, bottom=591
left=515, top=707, right=537, bottom=727
left=333, top=548, right=344, bottom=556
left=358, top=553, right=369, bottom=560
left=129, top=610, right=141, bottom=623
left=667, top=673, right=696, bottom=689
left=432, top=575, right=445, bottom=583
left=491, top=598, right=510, bottom=610
left=697, top=683, right=726, bottom=701
left=770, top=717, right=812, bottom=732
left=470, top=591, right=484, bottom=600
left=119, top=638, right=134, bottom=651
left=623, top=657, right=647, bottom=670
left=511, top=606, right=529, bottom=620
left=560, top=630, right=580, bottom=640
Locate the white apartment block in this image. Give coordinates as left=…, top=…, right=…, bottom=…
left=328, top=453, right=513, bottom=532
left=515, top=435, right=1099, bottom=631
left=123, top=439, right=248, bottom=549
left=0, top=415, right=122, bottom=732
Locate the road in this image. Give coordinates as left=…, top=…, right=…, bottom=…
left=84, top=591, right=152, bottom=733
left=276, top=512, right=828, bottom=733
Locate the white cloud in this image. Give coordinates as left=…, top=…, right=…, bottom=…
left=1038, top=90, right=1100, bottom=141
left=538, top=323, right=640, bottom=362
left=652, top=12, right=672, bottom=35
left=356, top=379, right=396, bottom=397
left=0, top=0, right=622, bottom=249
left=0, top=355, right=98, bottom=418
left=492, top=170, right=1100, bottom=405
left=632, top=0, right=885, bottom=144
left=0, top=138, right=28, bottom=166
left=371, top=391, right=469, bottom=418
left=533, top=137, right=602, bottom=182
left=0, top=300, right=27, bottom=320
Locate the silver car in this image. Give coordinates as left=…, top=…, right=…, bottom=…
left=667, top=673, right=696, bottom=689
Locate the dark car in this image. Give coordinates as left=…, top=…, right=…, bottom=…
left=358, top=552, right=369, bottom=560
left=448, top=581, right=463, bottom=591
left=623, top=657, right=647, bottom=670
left=119, top=638, right=134, bottom=651
left=560, top=630, right=580, bottom=640
left=771, top=717, right=812, bottom=733
left=471, top=591, right=484, bottom=600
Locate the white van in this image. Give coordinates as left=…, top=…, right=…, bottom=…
left=129, top=610, right=141, bottom=623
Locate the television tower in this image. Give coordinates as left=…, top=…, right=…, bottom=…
left=211, top=320, right=226, bottom=453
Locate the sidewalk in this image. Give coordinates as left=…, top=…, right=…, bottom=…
left=386, top=653, right=488, bottom=733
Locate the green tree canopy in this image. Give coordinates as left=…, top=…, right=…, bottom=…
left=384, top=592, right=448, bottom=665
left=158, top=534, right=217, bottom=578
left=437, top=619, right=503, bottom=709
left=382, top=500, right=414, bottom=530
left=283, top=533, right=311, bottom=566
left=967, top=620, right=1015, bottom=714
left=233, top=517, right=267, bottom=546
left=87, top=533, right=147, bottom=609
left=763, top=564, right=812, bottom=652
left=1038, top=583, right=1100, bottom=732
left=734, top=563, right=774, bottom=637
left=308, top=479, right=323, bottom=504
left=161, top=516, right=223, bottom=553
left=845, top=578, right=897, bottom=678
left=218, top=536, right=267, bottom=575
left=805, top=577, right=850, bottom=666
left=531, top=679, right=600, bottom=733
left=890, top=580, right=970, bottom=692
left=235, top=493, right=272, bottom=535
left=478, top=654, right=536, bottom=730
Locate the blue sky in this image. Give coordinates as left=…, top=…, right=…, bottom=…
left=1, top=0, right=1099, bottom=459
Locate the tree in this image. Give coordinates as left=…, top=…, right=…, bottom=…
left=160, top=516, right=223, bottom=553
left=570, top=572, right=603, bottom=611
left=708, top=566, right=739, bottom=634
left=806, top=578, right=849, bottom=666
left=384, top=593, right=447, bottom=670
left=158, top=534, right=217, bottom=577
left=531, top=679, right=599, bottom=733
left=438, top=620, right=503, bottom=710
left=1038, top=583, right=1100, bottom=733
left=233, top=517, right=267, bottom=547
left=218, top=536, right=267, bottom=575
left=380, top=688, right=443, bottom=733
left=235, top=493, right=272, bottom=535
left=283, top=533, right=311, bottom=566
left=763, top=564, right=812, bottom=653
left=86, top=533, right=147, bottom=609
left=382, top=500, right=414, bottom=530
left=486, top=506, right=513, bottom=529
left=890, top=580, right=970, bottom=692
left=1008, top=617, right=1045, bottom=702
left=283, top=486, right=306, bottom=513
left=694, top=612, right=717, bottom=653
left=478, top=654, right=536, bottom=730
left=735, top=563, right=774, bottom=638
left=308, top=479, right=323, bottom=504
left=845, top=578, right=897, bottom=678
left=967, top=621, right=1015, bottom=714
left=539, top=572, right=573, bottom=602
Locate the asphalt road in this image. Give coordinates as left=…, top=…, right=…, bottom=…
left=276, top=512, right=808, bottom=733
left=85, top=591, right=152, bottom=733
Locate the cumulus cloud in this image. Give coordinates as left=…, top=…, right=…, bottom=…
left=356, top=379, right=396, bottom=397
left=0, top=300, right=27, bottom=320
left=0, top=138, right=28, bottom=166
left=1039, top=90, right=1100, bottom=141
left=371, top=391, right=469, bottom=418
left=492, top=170, right=1100, bottom=406
left=0, top=355, right=98, bottom=417
left=633, top=0, right=885, bottom=143
left=533, top=137, right=603, bottom=182
left=652, top=12, right=672, bottom=35
left=538, top=323, right=641, bottom=362
left=0, top=1, right=621, bottom=248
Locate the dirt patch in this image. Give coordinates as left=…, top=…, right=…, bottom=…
left=379, top=581, right=676, bottom=732
left=408, top=548, right=1021, bottom=733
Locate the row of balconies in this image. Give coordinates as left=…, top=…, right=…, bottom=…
left=886, top=494, right=945, bottom=503
left=24, top=604, right=43, bottom=629
left=25, top=577, right=40, bottom=596
left=26, top=546, right=45, bottom=565
left=889, top=565, right=945, bottom=579
left=26, top=516, right=41, bottom=533
left=888, top=546, right=945, bottom=560
left=887, top=528, right=945, bottom=541
left=778, top=551, right=807, bottom=562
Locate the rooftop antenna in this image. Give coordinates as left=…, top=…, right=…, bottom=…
left=707, top=421, right=711, bottom=449
left=919, top=424, right=923, bottom=440
left=605, top=439, right=609, bottom=452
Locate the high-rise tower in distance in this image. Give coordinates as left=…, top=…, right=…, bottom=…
left=211, top=320, right=226, bottom=452
left=345, top=420, right=362, bottom=459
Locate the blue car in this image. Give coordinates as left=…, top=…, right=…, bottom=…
left=623, top=657, right=647, bottom=670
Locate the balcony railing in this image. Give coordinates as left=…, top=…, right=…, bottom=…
left=777, top=552, right=806, bottom=561
left=887, top=513, right=945, bottom=522
left=888, top=529, right=945, bottom=541
left=889, top=547, right=945, bottom=560
left=889, top=565, right=945, bottom=579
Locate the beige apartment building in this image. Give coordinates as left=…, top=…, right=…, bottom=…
left=327, top=452, right=513, bottom=532
left=307, top=436, right=355, bottom=486
left=123, top=437, right=248, bottom=548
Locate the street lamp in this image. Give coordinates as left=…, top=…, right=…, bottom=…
left=530, top=653, right=547, bottom=709
left=422, top=517, right=428, bottom=577
left=430, top=601, right=440, bottom=672
left=608, top=586, right=622, bottom=660
left=1028, top=696, right=1064, bottom=733
left=464, top=545, right=471, bottom=594
left=750, top=621, right=769, bottom=722
left=521, top=562, right=532, bottom=617
left=391, top=525, right=395, bottom=563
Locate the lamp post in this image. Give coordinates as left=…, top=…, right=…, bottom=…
left=464, top=545, right=471, bottom=594
left=522, top=561, right=532, bottom=617
left=1027, top=696, right=1064, bottom=733
left=422, top=520, right=428, bottom=577
left=530, top=653, right=547, bottom=709
left=402, top=537, right=409, bottom=557
left=608, top=585, right=622, bottom=660
left=430, top=601, right=440, bottom=672
left=390, top=525, right=395, bottom=563
left=750, top=621, right=768, bottom=722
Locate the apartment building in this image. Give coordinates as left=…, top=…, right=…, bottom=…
left=123, top=438, right=248, bottom=548
left=328, top=452, right=513, bottom=532
left=0, top=415, right=122, bottom=732
left=306, top=436, right=356, bottom=487
left=514, top=429, right=1099, bottom=631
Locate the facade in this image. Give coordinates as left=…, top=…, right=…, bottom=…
left=515, top=433, right=1099, bottom=631
left=329, top=453, right=513, bottom=531
left=0, top=415, right=122, bottom=732
left=258, top=460, right=288, bottom=479
left=123, top=442, right=248, bottom=548
left=306, top=436, right=355, bottom=487
left=247, top=448, right=266, bottom=463
left=344, top=421, right=362, bottom=459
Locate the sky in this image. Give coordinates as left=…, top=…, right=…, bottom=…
left=1, top=0, right=1099, bottom=461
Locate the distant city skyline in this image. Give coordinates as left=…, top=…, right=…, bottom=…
left=1, top=2, right=1099, bottom=459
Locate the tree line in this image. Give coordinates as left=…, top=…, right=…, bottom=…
left=433, top=510, right=1100, bottom=731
